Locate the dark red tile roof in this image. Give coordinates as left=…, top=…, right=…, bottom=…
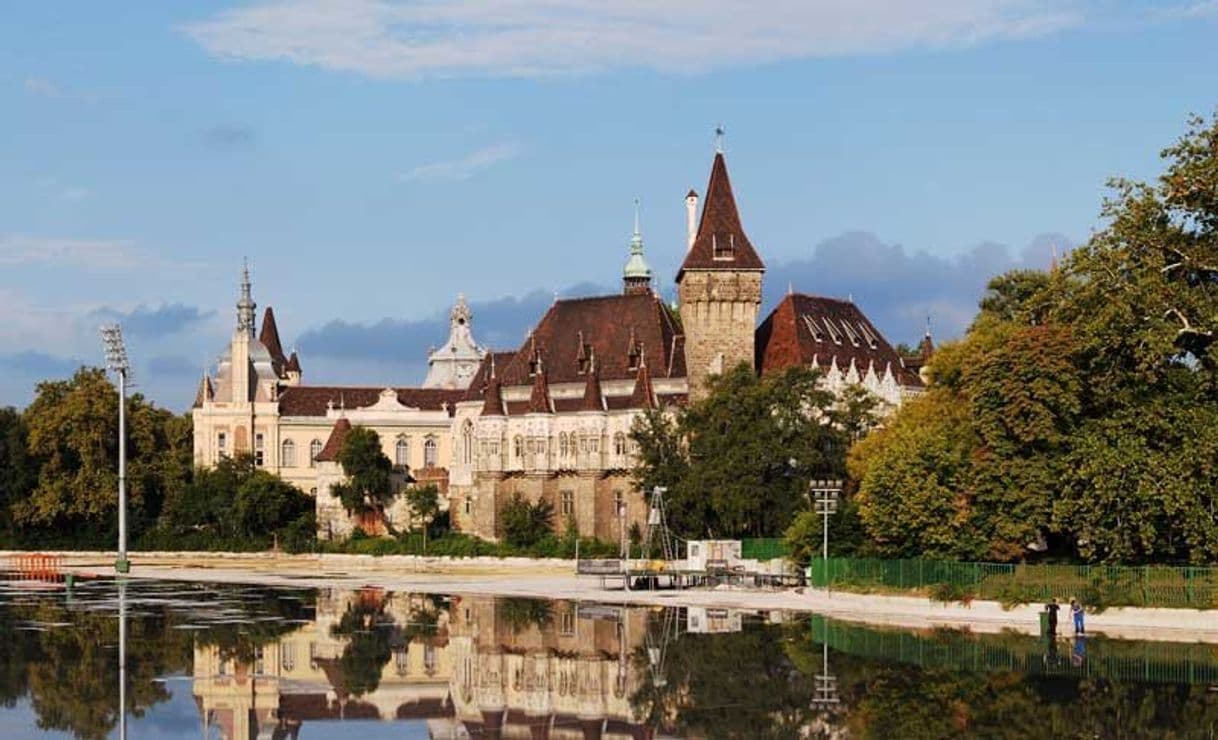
left=285, top=350, right=301, bottom=373
left=496, top=293, right=684, bottom=387
left=756, top=293, right=922, bottom=387
left=527, top=363, right=552, bottom=413
left=580, top=358, right=605, bottom=411
left=627, top=358, right=655, bottom=410
left=462, top=351, right=515, bottom=403
left=677, top=152, right=765, bottom=278
left=278, top=386, right=464, bottom=416
left=315, top=417, right=351, bottom=462
left=259, top=306, right=289, bottom=375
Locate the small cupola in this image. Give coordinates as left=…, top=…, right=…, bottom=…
left=622, top=198, right=653, bottom=295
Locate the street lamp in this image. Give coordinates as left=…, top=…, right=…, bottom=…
left=100, top=324, right=131, bottom=574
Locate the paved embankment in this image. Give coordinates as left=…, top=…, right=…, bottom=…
left=7, top=551, right=1218, bottom=644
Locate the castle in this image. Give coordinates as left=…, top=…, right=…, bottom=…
left=192, top=146, right=927, bottom=540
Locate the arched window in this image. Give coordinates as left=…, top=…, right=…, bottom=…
left=396, top=437, right=410, bottom=467
left=461, top=421, right=474, bottom=464
left=309, top=439, right=322, bottom=467
left=424, top=437, right=438, bottom=468
left=613, top=432, right=627, bottom=456
left=280, top=439, right=296, bottom=467
left=559, top=433, right=569, bottom=458
left=514, top=435, right=524, bottom=459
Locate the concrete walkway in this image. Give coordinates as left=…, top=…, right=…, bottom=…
left=10, top=551, right=1218, bottom=644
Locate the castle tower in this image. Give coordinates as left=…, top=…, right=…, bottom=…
left=230, top=261, right=256, bottom=403
left=676, top=148, right=765, bottom=399
left=622, top=198, right=652, bottom=296
left=423, top=294, right=486, bottom=389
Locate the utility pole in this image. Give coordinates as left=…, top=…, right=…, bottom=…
left=100, top=324, right=131, bottom=574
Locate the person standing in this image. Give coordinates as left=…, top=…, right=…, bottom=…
left=1071, top=599, right=1085, bottom=634
left=1046, top=598, right=1060, bottom=635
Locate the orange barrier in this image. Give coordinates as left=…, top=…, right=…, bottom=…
left=4, top=553, right=64, bottom=582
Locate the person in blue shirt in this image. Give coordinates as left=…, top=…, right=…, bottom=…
left=1070, top=599, right=1085, bottom=634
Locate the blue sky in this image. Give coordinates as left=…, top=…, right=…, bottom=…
left=2, top=1, right=1217, bottom=410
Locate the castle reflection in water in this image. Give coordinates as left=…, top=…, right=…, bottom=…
left=193, top=590, right=748, bottom=739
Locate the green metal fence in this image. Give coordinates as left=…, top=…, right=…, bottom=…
left=807, top=557, right=1218, bottom=609
left=741, top=538, right=789, bottom=561
left=808, top=614, right=1218, bottom=685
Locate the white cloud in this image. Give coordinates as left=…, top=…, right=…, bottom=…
left=398, top=142, right=521, bottom=182
left=23, top=76, right=64, bottom=98
left=0, top=235, right=193, bottom=271
left=182, top=0, right=1081, bottom=80
left=1164, top=0, right=1218, bottom=17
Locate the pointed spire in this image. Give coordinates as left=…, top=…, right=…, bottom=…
left=580, top=348, right=605, bottom=412
left=527, top=352, right=552, bottom=413
left=236, top=258, right=256, bottom=336
left=259, top=306, right=289, bottom=372
left=481, top=372, right=505, bottom=416
left=193, top=373, right=214, bottom=408
left=285, top=350, right=301, bottom=374
left=623, top=197, right=653, bottom=295
left=714, top=125, right=725, bottom=154
left=918, top=314, right=935, bottom=360
left=628, top=349, right=656, bottom=410
left=677, top=150, right=764, bottom=278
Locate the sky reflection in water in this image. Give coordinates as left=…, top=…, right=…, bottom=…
left=1, top=577, right=1217, bottom=739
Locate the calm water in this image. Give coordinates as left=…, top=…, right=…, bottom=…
left=1, top=577, right=1217, bottom=739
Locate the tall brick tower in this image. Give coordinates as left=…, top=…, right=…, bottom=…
left=677, top=149, right=765, bottom=400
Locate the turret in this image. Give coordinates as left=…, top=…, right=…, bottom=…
left=676, top=142, right=765, bottom=400
left=622, top=198, right=652, bottom=296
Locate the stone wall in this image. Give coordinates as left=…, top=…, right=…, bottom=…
left=678, top=270, right=762, bottom=399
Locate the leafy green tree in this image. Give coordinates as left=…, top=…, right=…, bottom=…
left=851, top=114, right=1218, bottom=563
left=329, top=593, right=397, bottom=697
left=632, top=364, right=841, bottom=540
left=500, top=493, right=554, bottom=547
left=332, top=426, right=394, bottom=516
left=234, top=471, right=312, bottom=539
left=12, top=368, right=191, bottom=542
left=0, top=407, right=34, bottom=541
left=404, top=483, right=441, bottom=548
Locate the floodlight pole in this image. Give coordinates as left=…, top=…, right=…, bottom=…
left=101, top=324, right=131, bottom=574
left=117, top=364, right=128, bottom=573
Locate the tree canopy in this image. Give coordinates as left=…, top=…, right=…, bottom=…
left=632, top=364, right=845, bottom=539
left=851, top=113, right=1218, bottom=564
left=332, top=426, right=394, bottom=516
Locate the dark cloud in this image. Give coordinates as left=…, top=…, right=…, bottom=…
left=296, top=282, right=609, bottom=365
left=0, top=351, right=84, bottom=408
left=764, top=231, right=1073, bottom=347
left=200, top=124, right=256, bottom=150
left=0, top=350, right=82, bottom=377
left=146, top=354, right=199, bottom=377
left=294, top=231, right=1070, bottom=378
left=90, top=303, right=214, bottom=338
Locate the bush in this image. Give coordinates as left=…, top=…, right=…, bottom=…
left=501, top=494, right=554, bottom=548
left=928, top=582, right=975, bottom=604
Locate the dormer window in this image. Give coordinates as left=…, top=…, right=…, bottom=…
left=576, top=343, right=592, bottom=374
left=840, top=320, right=861, bottom=347
left=822, top=318, right=842, bottom=345
left=857, top=322, right=879, bottom=349
left=627, top=343, right=641, bottom=371
left=801, top=315, right=824, bottom=342
left=528, top=355, right=541, bottom=377
left=712, top=233, right=735, bottom=260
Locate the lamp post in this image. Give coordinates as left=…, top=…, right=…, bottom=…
left=100, top=324, right=131, bottom=574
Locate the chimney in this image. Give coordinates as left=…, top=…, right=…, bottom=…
left=685, top=189, right=698, bottom=252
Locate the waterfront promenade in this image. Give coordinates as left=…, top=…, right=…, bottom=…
left=9, top=550, right=1218, bottom=645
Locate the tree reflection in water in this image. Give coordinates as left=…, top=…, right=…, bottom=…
left=2, top=578, right=1218, bottom=738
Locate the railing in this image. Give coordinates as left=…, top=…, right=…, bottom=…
left=809, top=614, right=1218, bottom=685
left=808, top=557, right=1218, bottom=609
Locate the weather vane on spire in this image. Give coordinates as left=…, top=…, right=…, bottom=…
left=714, top=125, right=725, bottom=153
left=633, top=196, right=641, bottom=237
